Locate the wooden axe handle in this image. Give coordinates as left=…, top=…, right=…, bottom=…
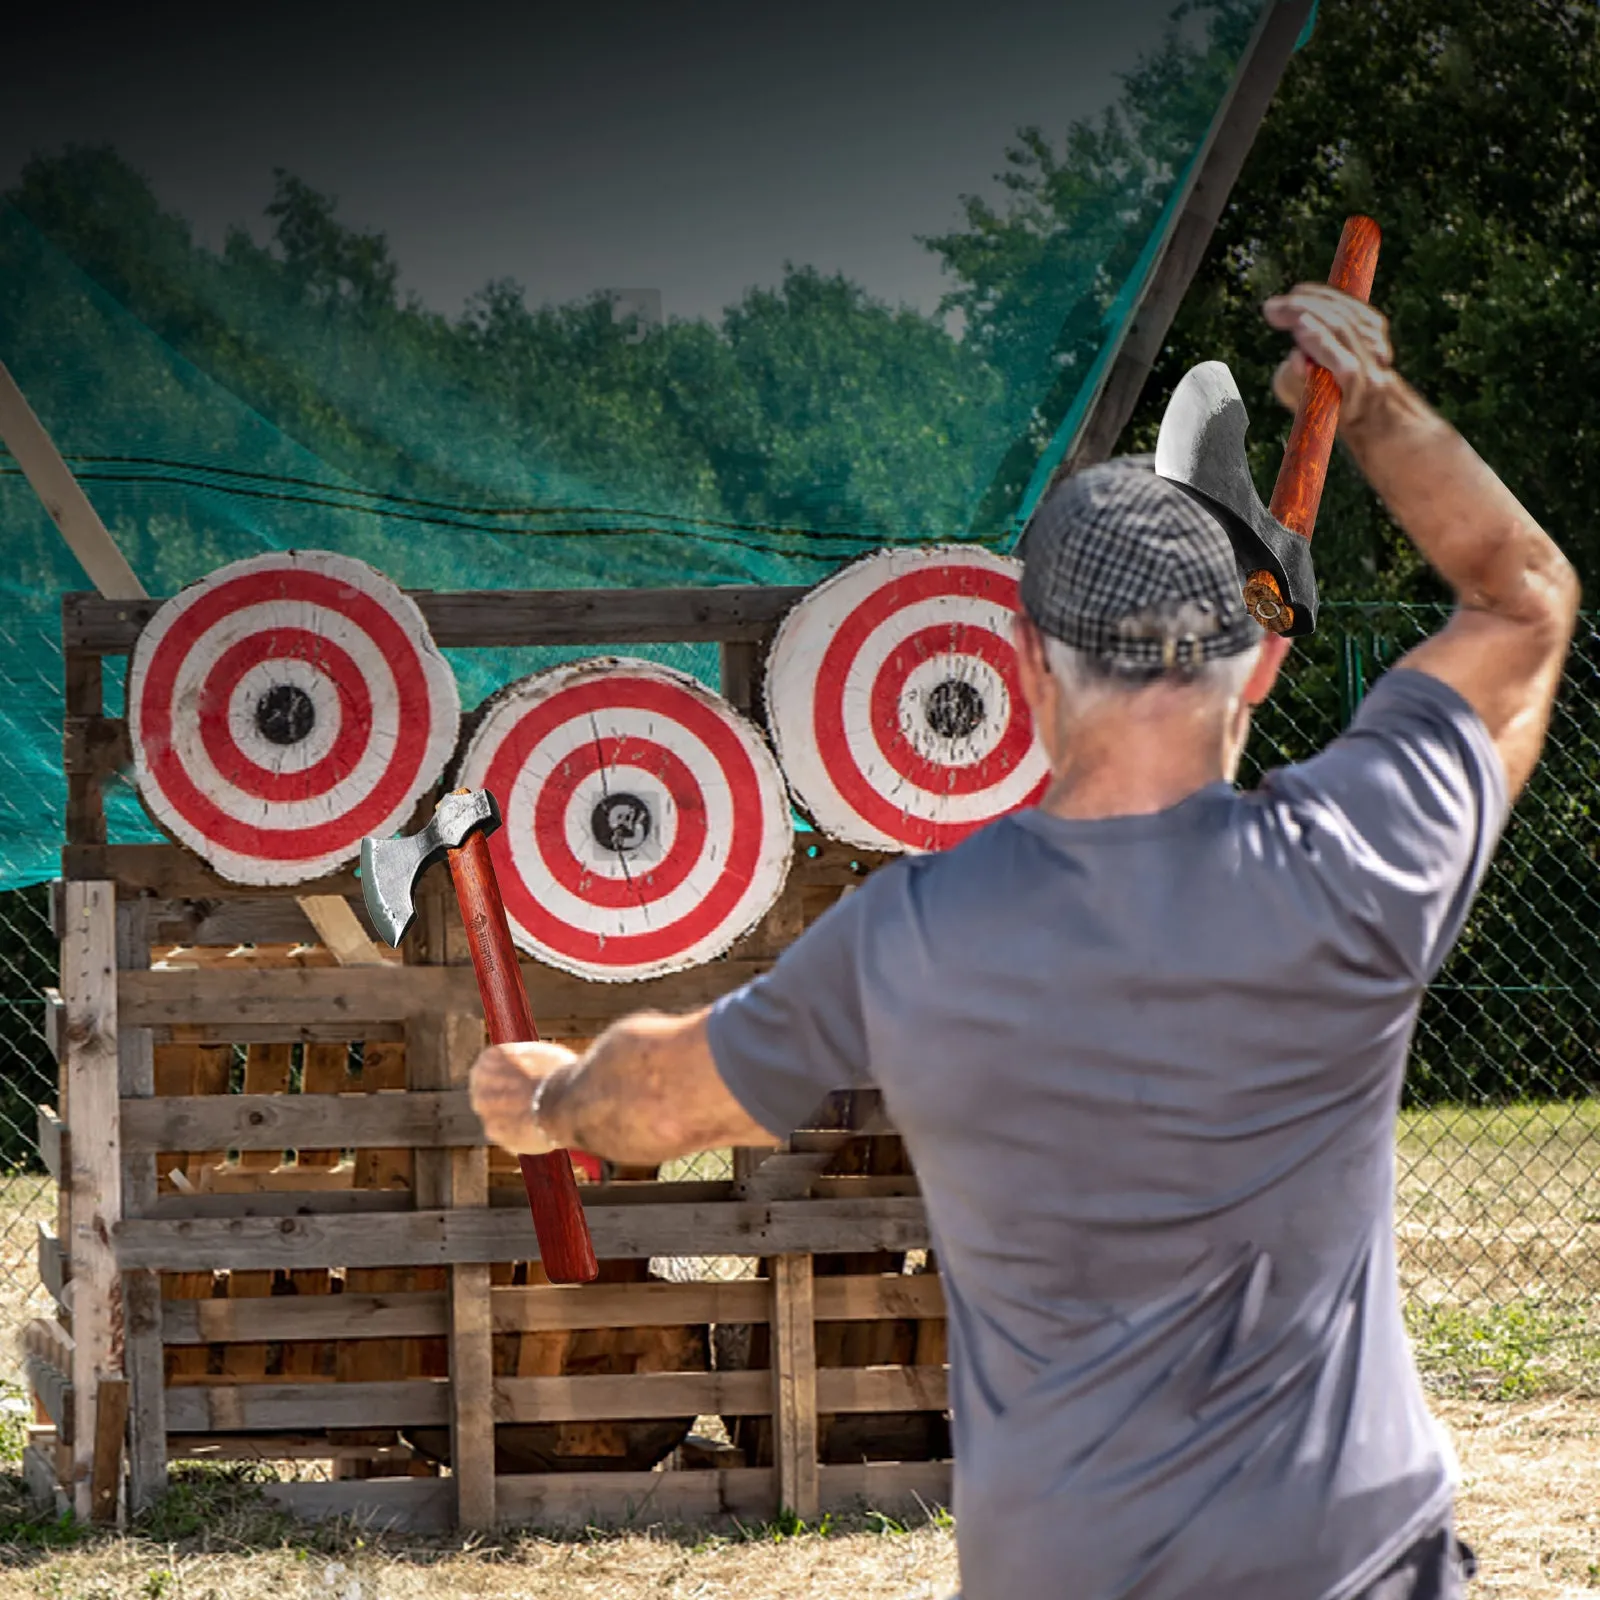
left=1245, top=214, right=1382, bottom=631
left=448, top=829, right=600, bottom=1285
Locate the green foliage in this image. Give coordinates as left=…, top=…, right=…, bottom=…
left=1120, top=0, right=1600, bottom=599
left=1407, top=1300, right=1600, bottom=1400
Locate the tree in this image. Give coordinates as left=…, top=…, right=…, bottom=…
left=1117, top=0, right=1600, bottom=600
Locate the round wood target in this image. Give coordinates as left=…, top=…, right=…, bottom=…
left=129, top=550, right=460, bottom=885
left=457, top=659, right=793, bottom=982
left=766, top=545, right=1049, bottom=852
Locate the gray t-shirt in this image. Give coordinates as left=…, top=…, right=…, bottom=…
left=707, top=668, right=1508, bottom=1600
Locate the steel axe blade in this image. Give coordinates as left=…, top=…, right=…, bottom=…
left=1154, top=359, right=1319, bottom=637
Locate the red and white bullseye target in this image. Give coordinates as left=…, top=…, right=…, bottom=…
left=457, top=659, right=792, bottom=982
left=766, top=546, right=1049, bottom=853
left=129, top=550, right=460, bottom=885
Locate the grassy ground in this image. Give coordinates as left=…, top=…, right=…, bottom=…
left=0, top=1400, right=1596, bottom=1599
left=0, top=1102, right=1594, bottom=1596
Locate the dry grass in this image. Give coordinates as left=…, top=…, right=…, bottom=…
left=0, top=1105, right=1596, bottom=1595
left=1, top=1402, right=1598, bottom=1598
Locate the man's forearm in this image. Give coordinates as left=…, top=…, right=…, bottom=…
left=1341, top=380, right=1575, bottom=625
left=534, top=1010, right=776, bottom=1165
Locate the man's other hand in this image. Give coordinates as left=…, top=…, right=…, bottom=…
left=1263, top=284, right=1396, bottom=428
left=469, top=1040, right=577, bottom=1155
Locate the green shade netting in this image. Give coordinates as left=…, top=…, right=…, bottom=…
left=0, top=0, right=1293, bottom=887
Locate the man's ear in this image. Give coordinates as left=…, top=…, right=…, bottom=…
left=1012, top=612, right=1050, bottom=708
left=1244, top=632, right=1293, bottom=705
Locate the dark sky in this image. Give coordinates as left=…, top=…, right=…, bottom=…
left=3, top=1, right=1207, bottom=322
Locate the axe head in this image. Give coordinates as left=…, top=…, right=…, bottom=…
left=360, top=788, right=502, bottom=946
left=1154, top=360, right=1319, bottom=637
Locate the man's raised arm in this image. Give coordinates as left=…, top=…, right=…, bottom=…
left=1265, top=285, right=1579, bottom=799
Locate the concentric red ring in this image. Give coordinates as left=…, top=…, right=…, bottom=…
left=478, top=674, right=765, bottom=968
left=532, top=735, right=708, bottom=910
left=196, top=627, right=374, bottom=804
left=812, top=563, right=1047, bottom=850
left=867, top=621, right=1034, bottom=797
left=137, top=568, right=432, bottom=859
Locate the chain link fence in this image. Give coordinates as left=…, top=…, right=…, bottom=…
left=0, top=602, right=1597, bottom=1398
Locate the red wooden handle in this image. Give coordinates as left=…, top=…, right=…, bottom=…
left=447, top=828, right=599, bottom=1285
left=1268, top=214, right=1382, bottom=540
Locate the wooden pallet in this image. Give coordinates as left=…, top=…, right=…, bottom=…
left=39, top=584, right=949, bottom=1530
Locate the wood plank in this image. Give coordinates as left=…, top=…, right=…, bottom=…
left=25, top=1357, right=72, bottom=1444
left=37, top=1107, right=66, bottom=1184
left=24, top=1318, right=73, bottom=1372
left=64, top=584, right=811, bottom=655
left=75, top=833, right=884, bottom=905
left=165, top=1291, right=447, bottom=1345
left=22, top=1443, right=64, bottom=1512
left=495, top=1466, right=776, bottom=1529
left=220, top=1044, right=292, bottom=1382
left=37, top=1223, right=67, bottom=1309
left=156, top=1272, right=944, bottom=1343
left=62, top=653, right=106, bottom=852
left=61, top=880, right=123, bottom=1521
left=771, top=1255, right=819, bottom=1519
left=90, top=1377, right=129, bottom=1524
left=410, top=1011, right=494, bottom=1526
left=122, top=1088, right=482, bottom=1153
left=62, top=714, right=130, bottom=777
left=815, top=1366, right=948, bottom=1414
left=451, top=1263, right=495, bottom=1527
left=169, top=1433, right=413, bottom=1463
left=818, top=1460, right=952, bottom=1513
left=117, top=902, right=157, bottom=1219
left=146, top=1022, right=407, bottom=1047
left=41, top=988, right=63, bottom=1064
left=119, top=959, right=776, bottom=1032
left=261, top=1476, right=454, bottom=1533
left=1, top=366, right=145, bottom=597
left=496, top=1370, right=771, bottom=1423
left=116, top=1198, right=931, bottom=1271
left=164, top=1380, right=450, bottom=1433
left=121, top=1271, right=167, bottom=1511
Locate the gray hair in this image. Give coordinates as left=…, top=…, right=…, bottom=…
left=1043, top=600, right=1263, bottom=713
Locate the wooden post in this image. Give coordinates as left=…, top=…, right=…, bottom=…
left=61, top=880, right=123, bottom=1522
left=116, top=900, right=166, bottom=1511
left=410, top=1010, right=495, bottom=1529
left=770, top=1253, right=819, bottom=1520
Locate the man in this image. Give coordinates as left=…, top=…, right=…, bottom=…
left=470, top=284, right=1577, bottom=1598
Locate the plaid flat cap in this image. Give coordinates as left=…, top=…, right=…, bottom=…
left=1019, top=456, right=1260, bottom=666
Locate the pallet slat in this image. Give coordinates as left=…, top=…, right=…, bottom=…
left=64, top=584, right=810, bottom=655
left=159, top=1273, right=946, bottom=1344
left=117, top=1198, right=931, bottom=1271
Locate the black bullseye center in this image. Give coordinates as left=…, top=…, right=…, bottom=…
left=592, top=792, right=653, bottom=855
left=255, top=683, right=316, bottom=746
left=924, top=677, right=986, bottom=740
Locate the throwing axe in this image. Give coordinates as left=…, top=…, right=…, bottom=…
left=361, top=788, right=600, bottom=1284
left=1156, top=214, right=1382, bottom=635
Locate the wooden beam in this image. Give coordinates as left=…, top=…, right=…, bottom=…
left=90, top=1377, right=129, bottom=1524
left=75, top=834, right=882, bottom=902
left=496, top=1466, right=775, bottom=1530
left=37, top=1223, right=67, bottom=1310
left=63, top=584, right=811, bottom=656
left=1035, top=0, right=1318, bottom=493
left=0, top=361, right=145, bottom=598
left=164, top=1379, right=449, bottom=1433
left=261, top=1476, right=454, bottom=1533
left=37, top=1107, right=66, bottom=1184
left=61, top=880, right=123, bottom=1522
left=771, top=1255, right=819, bottom=1519
left=118, top=959, right=775, bottom=1037
left=120, top=1088, right=483, bottom=1154
left=115, top=1197, right=931, bottom=1272
left=156, top=1271, right=945, bottom=1345
left=121, top=1272, right=166, bottom=1512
